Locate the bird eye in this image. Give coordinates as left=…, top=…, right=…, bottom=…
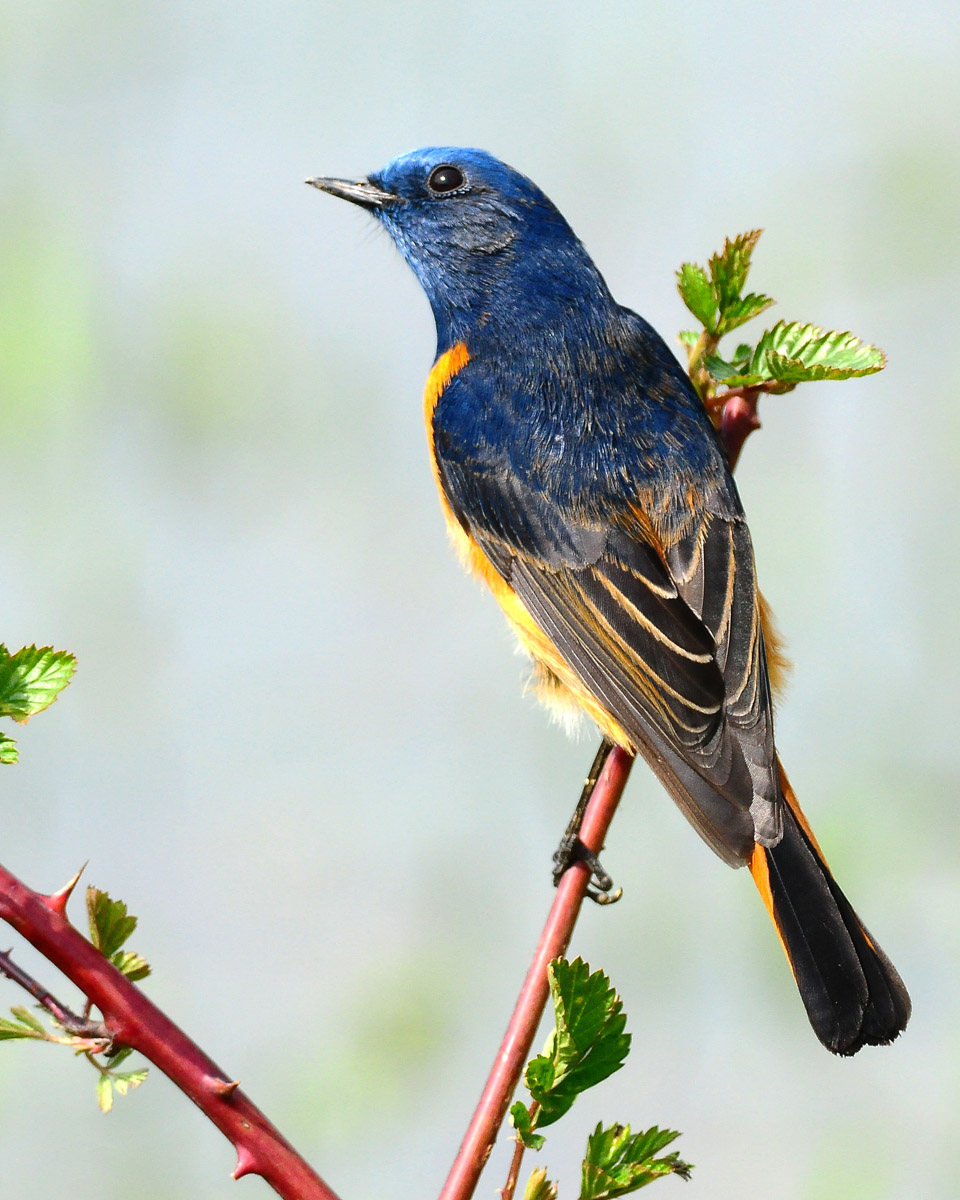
left=427, top=164, right=465, bottom=194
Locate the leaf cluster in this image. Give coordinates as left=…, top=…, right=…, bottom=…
left=511, top=959, right=691, bottom=1199
left=677, top=231, right=885, bottom=400
left=580, top=1123, right=691, bottom=1198
left=87, top=887, right=152, bottom=983
left=511, top=958, right=630, bottom=1150
left=0, top=887, right=151, bottom=1112
left=0, top=643, right=76, bottom=763
left=677, top=230, right=773, bottom=340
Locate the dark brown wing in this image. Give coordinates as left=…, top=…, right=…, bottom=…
left=475, top=505, right=782, bottom=865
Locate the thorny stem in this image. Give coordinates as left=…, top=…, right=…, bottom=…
left=0, top=863, right=342, bottom=1200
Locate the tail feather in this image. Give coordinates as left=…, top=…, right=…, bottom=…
left=749, top=768, right=911, bottom=1055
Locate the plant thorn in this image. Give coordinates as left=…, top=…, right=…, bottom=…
left=232, top=1146, right=260, bottom=1180
left=43, top=864, right=87, bottom=917
left=210, top=1076, right=241, bottom=1097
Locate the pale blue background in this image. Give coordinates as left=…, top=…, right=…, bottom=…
left=1, top=2, right=957, bottom=1197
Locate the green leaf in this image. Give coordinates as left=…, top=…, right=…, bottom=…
left=525, top=959, right=631, bottom=1130
left=751, top=320, right=886, bottom=383
left=524, top=1166, right=558, bottom=1200
left=105, top=1046, right=133, bottom=1068
left=675, top=263, right=717, bottom=332
left=0, top=1011, right=48, bottom=1040
left=703, top=355, right=742, bottom=382
left=9, top=1006, right=48, bottom=1036
left=111, top=950, right=151, bottom=982
left=581, top=1122, right=692, bottom=1198
left=510, top=1102, right=546, bottom=1151
left=716, top=291, right=774, bottom=336
left=676, top=330, right=700, bottom=349
left=0, top=645, right=76, bottom=722
left=112, top=1068, right=148, bottom=1096
left=713, top=321, right=887, bottom=389
left=87, top=888, right=138, bottom=959
left=0, top=732, right=19, bottom=764
left=96, top=1073, right=114, bottom=1113
left=709, top=230, right=763, bottom=314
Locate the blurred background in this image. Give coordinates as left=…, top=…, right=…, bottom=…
left=1, top=2, right=957, bottom=1197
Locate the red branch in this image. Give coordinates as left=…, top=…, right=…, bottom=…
left=437, top=745, right=635, bottom=1200
left=0, top=863, right=341, bottom=1200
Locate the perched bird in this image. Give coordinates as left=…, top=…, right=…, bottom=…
left=308, top=148, right=910, bottom=1054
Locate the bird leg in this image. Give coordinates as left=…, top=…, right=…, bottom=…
left=552, top=737, right=622, bottom=904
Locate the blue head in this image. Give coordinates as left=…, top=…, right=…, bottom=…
left=309, top=147, right=616, bottom=352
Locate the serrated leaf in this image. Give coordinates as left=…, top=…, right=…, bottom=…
left=111, top=950, right=151, bottom=982
left=87, top=888, right=138, bottom=959
left=703, top=355, right=743, bottom=382
left=754, top=321, right=885, bottom=382
left=510, top=1102, right=546, bottom=1151
left=524, top=1166, right=558, bottom=1200
left=97, top=1073, right=114, bottom=1113
left=709, top=230, right=763, bottom=314
left=112, top=1068, right=148, bottom=1095
left=0, top=1014, right=47, bottom=1040
left=676, top=330, right=700, bottom=349
left=0, top=645, right=76, bottom=722
left=716, top=291, right=775, bottom=336
left=10, top=1006, right=48, bottom=1035
left=0, top=732, right=19, bottom=764
left=714, top=320, right=887, bottom=388
left=581, top=1122, right=692, bottom=1199
left=525, top=959, right=630, bottom=1130
left=675, top=263, right=717, bottom=332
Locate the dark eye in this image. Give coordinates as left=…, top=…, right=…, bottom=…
left=427, top=164, right=465, bottom=194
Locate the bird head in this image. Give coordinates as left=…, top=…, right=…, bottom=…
left=308, top=147, right=612, bottom=349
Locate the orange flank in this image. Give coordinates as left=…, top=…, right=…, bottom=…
left=422, top=343, right=632, bottom=749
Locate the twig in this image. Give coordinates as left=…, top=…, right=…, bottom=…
left=500, top=1100, right=539, bottom=1200
left=0, top=948, right=111, bottom=1042
left=717, top=386, right=763, bottom=470
left=438, top=745, right=634, bottom=1200
left=0, top=862, right=342, bottom=1200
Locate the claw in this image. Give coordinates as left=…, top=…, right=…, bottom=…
left=553, top=836, right=622, bottom=905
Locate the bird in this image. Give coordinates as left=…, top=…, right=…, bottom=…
left=308, top=147, right=910, bottom=1055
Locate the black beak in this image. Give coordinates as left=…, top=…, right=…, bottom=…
left=305, top=176, right=397, bottom=210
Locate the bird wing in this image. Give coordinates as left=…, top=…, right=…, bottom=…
left=439, top=457, right=781, bottom=865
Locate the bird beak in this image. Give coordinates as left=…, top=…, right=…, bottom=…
left=305, top=176, right=397, bottom=210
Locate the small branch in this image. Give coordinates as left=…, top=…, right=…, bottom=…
left=0, top=863, right=342, bottom=1200
left=717, top=386, right=762, bottom=470
left=500, top=1100, right=539, bottom=1200
left=438, top=745, right=634, bottom=1200
left=0, top=948, right=111, bottom=1042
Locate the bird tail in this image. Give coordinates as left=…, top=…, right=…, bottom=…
left=748, top=764, right=911, bottom=1055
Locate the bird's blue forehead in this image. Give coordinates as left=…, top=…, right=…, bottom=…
left=370, top=146, right=546, bottom=206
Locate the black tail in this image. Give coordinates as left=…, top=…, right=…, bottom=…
left=749, top=767, right=911, bottom=1055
